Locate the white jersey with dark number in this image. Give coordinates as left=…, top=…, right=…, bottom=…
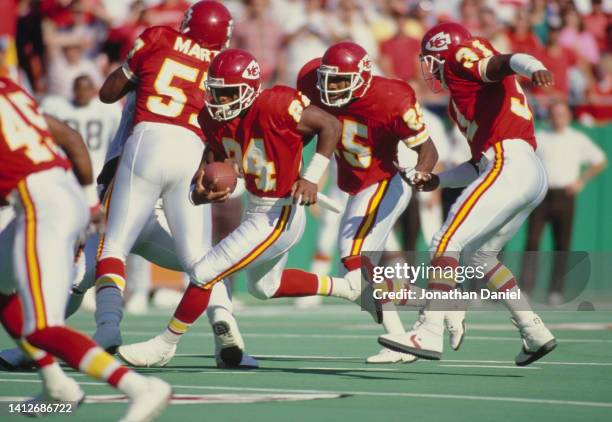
left=40, top=96, right=121, bottom=177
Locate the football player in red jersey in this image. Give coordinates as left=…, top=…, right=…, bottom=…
left=0, top=77, right=171, bottom=420
left=379, top=22, right=557, bottom=366
left=117, top=49, right=383, bottom=367
left=92, top=1, right=253, bottom=362
left=296, top=42, right=465, bottom=364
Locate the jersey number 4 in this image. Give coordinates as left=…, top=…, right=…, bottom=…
left=0, top=92, right=57, bottom=164
left=222, top=137, right=276, bottom=192
left=146, top=58, right=206, bottom=127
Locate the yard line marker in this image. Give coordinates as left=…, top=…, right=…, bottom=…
left=1, top=379, right=612, bottom=408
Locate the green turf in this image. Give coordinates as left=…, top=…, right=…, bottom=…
left=1, top=301, right=611, bottom=422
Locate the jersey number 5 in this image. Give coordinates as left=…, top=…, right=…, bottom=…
left=146, top=58, right=206, bottom=127
left=340, top=120, right=371, bottom=169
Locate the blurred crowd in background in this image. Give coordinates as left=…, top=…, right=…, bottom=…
left=0, top=0, right=608, bottom=305
left=0, top=0, right=611, bottom=122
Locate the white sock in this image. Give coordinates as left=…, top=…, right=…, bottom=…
left=95, top=287, right=124, bottom=326
left=39, top=362, right=68, bottom=387
left=117, top=371, right=147, bottom=396
left=160, top=328, right=182, bottom=345
left=382, top=308, right=406, bottom=335
left=330, top=269, right=360, bottom=299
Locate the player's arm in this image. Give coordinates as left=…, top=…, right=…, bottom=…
left=45, top=115, right=103, bottom=226
left=293, top=104, right=342, bottom=205
left=99, top=66, right=135, bottom=104
left=483, top=54, right=553, bottom=87
left=412, top=159, right=479, bottom=192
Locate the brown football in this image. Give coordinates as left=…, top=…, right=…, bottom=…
left=203, top=162, right=238, bottom=193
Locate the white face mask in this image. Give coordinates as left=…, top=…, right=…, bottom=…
left=205, top=83, right=258, bottom=121
left=316, top=66, right=364, bottom=107
left=420, top=54, right=446, bottom=93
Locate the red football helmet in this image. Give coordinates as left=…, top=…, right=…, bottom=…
left=180, top=0, right=233, bottom=51
left=317, top=41, right=373, bottom=107
left=205, top=49, right=262, bottom=121
left=420, top=22, right=472, bottom=91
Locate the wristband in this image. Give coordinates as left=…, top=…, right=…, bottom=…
left=83, top=184, right=100, bottom=209
left=301, top=153, right=330, bottom=184
left=509, top=53, right=546, bottom=78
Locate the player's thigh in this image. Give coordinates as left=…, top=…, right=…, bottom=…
left=194, top=205, right=304, bottom=288
left=131, top=207, right=183, bottom=271
left=100, top=159, right=163, bottom=260
left=339, top=175, right=411, bottom=259
left=431, top=141, right=547, bottom=258
left=13, top=171, right=87, bottom=335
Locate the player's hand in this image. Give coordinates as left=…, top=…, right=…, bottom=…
left=411, top=172, right=440, bottom=192
left=532, top=70, right=553, bottom=87
left=191, top=169, right=230, bottom=205
left=291, top=178, right=318, bottom=206
left=89, top=203, right=106, bottom=235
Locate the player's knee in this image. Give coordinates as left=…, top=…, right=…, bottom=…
left=247, top=276, right=279, bottom=300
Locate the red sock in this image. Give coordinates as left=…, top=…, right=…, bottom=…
left=0, top=293, right=23, bottom=338
left=26, top=326, right=129, bottom=387
left=173, top=284, right=212, bottom=324
left=273, top=269, right=319, bottom=297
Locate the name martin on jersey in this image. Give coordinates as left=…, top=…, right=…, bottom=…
left=173, top=36, right=214, bottom=62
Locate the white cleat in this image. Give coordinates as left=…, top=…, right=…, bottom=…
left=378, top=318, right=444, bottom=360
left=445, top=310, right=466, bottom=351
left=345, top=270, right=383, bottom=324
left=118, top=336, right=176, bottom=368
left=0, top=347, right=34, bottom=371
left=119, top=377, right=171, bottom=422
left=125, top=293, right=149, bottom=315
left=93, top=322, right=122, bottom=354
left=24, top=376, right=85, bottom=416
left=513, top=315, right=557, bottom=366
left=366, top=348, right=417, bottom=364
left=294, top=295, right=322, bottom=309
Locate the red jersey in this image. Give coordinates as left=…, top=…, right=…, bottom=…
left=123, top=26, right=216, bottom=138
left=443, top=37, right=536, bottom=160
left=0, top=77, right=70, bottom=198
left=299, top=65, right=428, bottom=194
left=199, top=86, right=309, bottom=198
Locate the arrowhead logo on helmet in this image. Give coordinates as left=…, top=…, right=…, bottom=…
left=358, top=55, right=372, bottom=72
left=242, top=60, right=261, bottom=80
left=426, top=32, right=452, bottom=51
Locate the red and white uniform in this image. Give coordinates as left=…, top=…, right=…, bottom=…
left=190, top=87, right=310, bottom=298
left=0, top=77, right=89, bottom=335
left=201, top=86, right=306, bottom=198
left=444, top=38, right=536, bottom=161
left=298, top=61, right=427, bottom=267
left=97, top=27, right=216, bottom=290
left=431, top=37, right=547, bottom=271
left=122, top=26, right=215, bottom=138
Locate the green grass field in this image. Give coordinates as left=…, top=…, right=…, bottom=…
left=1, top=299, right=611, bottom=422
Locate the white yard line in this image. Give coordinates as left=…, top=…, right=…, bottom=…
left=439, top=364, right=541, bottom=370
left=1, top=378, right=611, bottom=408
left=120, top=330, right=612, bottom=343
